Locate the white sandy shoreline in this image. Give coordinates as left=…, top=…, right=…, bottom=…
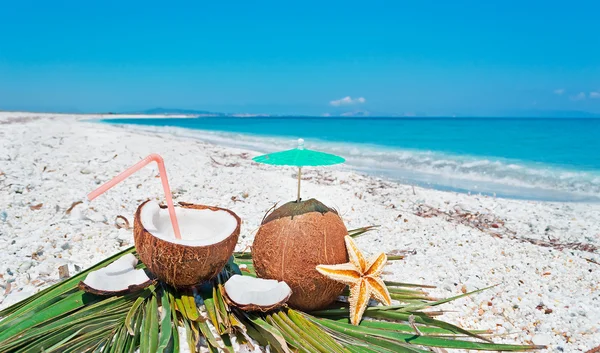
left=1, top=112, right=599, bottom=352
left=0, top=111, right=196, bottom=119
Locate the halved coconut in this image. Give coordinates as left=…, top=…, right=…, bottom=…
left=134, top=200, right=241, bottom=287
left=223, top=275, right=292, bottom=312
left=79, top=253, right=153, bottom=295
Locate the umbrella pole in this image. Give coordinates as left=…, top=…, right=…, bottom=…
left=297, top=167, right=302, bottom=202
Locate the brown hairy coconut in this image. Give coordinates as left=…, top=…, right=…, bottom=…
left=134, top=200, right=241, bottom=287
left=252, top=198, right=348, bottom=311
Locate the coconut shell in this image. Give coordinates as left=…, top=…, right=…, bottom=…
left=134, top=200, right=241, bottom=287
left=252, top=198, right=349, bottom=311
left=222, top=285, right=291, bottom=313
left=78, top=279, right=154, bottom=296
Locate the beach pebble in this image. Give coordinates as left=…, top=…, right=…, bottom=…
left=85, top=209, right=107, bottom=223
left=464, top=276, right=485, bottom=290
left=11, top=184, right=25, bottom=194
left=0, top=211, right=7, bottom=222
left=116, top=230, right=132, bottom=243
left=532, top=334, right=552, bottom=346
left=18, top=261, right=32, bottom=272
left=68, top=205, right=86, bottom=221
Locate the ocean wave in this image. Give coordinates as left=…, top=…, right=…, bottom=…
left=108, top=123, right=600, bottom=202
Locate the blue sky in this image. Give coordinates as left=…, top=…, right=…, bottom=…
left=0, top=1, right=599, bottom=116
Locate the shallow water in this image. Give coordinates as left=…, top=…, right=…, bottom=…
left=100, top=117, right=600, bottom=202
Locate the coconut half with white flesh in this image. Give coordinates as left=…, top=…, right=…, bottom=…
left=79, top=253, right=153, bottom=295
left=134, top=200, right=241, bottom=287
left=224, top=275, right=292, bottom=312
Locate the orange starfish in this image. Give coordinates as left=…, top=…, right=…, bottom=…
left=316, top=235, right=391, bottom=325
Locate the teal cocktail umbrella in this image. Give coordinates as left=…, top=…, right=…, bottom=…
left=252, top=139, right=345, bottom=202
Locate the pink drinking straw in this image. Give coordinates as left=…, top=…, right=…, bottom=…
left=87, top=153, right=182, bottom=240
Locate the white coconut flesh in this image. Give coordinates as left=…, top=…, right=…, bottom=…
left=224, top=275, right=292, bottom=307
left=82, top=253, right=150, bottom=292
left=102, top=253, right=138, bottom=275
left=140, top=201, right=237, bottom=246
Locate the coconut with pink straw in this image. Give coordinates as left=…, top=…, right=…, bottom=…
left=81, top=154, right=241, bottom=291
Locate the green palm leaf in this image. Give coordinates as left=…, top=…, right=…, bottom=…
left=0, top=236, right=542, bottom=352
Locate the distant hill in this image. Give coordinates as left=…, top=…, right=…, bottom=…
left=495, top=109, right=600, bottom=118
left=123, top=107, right=600, bottom=118
left=323, top=110, right=410, bottom=117
left=129, top=108, right=225, bottom=116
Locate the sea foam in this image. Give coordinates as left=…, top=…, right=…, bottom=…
left=103, top=123, right=600, bottom=202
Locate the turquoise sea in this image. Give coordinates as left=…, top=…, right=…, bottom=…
left=101, top=117, right=600, bottom=202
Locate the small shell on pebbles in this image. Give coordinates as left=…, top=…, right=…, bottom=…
left=115, top=215, right=130, bottom=229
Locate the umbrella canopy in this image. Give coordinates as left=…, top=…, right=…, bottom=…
left=252, top=139, right=345, bottom=167
left=252, top=139, right=345, bottom=202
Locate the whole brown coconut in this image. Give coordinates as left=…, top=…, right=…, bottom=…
left=134, top=200, right=241, bottom=287
left=252, top=198, right=348, bottom=311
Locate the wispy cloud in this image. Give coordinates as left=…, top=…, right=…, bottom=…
left=590, top=91, right=600, bottom=99
left=553, top=88, right=565, bottom=95
left=329, top=96, right=366, bottom=106
left=570, top=92, right=586, bottom=101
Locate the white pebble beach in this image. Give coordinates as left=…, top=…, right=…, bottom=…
left=1, top=112, right=599, bottom=352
